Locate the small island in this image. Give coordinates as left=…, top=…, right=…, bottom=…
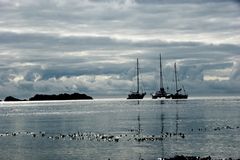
left=29, top=93, right=93, bottom=101
left=4, top=96, right=26, bottom=101
left=3, top=93, right=93, bottom=102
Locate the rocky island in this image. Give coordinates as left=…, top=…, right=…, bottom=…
left=4, top=96, right=26, bottom=101
left=29, top=93, right=93, bottom=101
left=3, top=93, right=93, bottom=101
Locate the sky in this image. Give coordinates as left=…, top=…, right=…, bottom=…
left=0, top=0, right=240, bottom=99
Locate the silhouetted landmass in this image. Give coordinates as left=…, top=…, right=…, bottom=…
left=165, top=155, right=238, bottom=160
left=2, top=93, right=93, bottom=102
left=29, top=93, right=93, bottom=101
left=4, top=96, right=26, bottom=101
left=165, top=155, right=212, bottom=160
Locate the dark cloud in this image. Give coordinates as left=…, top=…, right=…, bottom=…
left=0, top=0, right=239, bottom=98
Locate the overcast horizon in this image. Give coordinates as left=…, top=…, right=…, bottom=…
left=0, top=0, right=240, bottom=99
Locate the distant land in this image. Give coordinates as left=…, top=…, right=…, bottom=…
left=3, top=93, right=93, bottom=101
left=4, top=96, right=27, bottom=101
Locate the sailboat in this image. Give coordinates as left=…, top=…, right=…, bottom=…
left=152, top=54, right=171, bottom=99
left=171, top=63, right=188, bottom=99
left=127, top=58, right=146, bottom=99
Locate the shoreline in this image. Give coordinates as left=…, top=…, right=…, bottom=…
left=160, top=155, right=240, bottom=160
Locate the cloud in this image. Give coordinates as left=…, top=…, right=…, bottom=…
left=0, top=0, right=239, bottom=98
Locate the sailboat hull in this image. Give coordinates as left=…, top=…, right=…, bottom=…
left=152, top=94, right=171, bottom=99
left=171, top=94, right=188, bottom=99
left=127, top=92, right=146, bottom=99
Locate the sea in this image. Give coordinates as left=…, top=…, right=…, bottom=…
left=0, top=97, right=239, bottom=160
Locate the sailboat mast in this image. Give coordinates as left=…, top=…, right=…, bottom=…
left=159, top=54, right=164, bottom=90
left=174, top=62, right=178, bottom=93
left=137, top=58, right=139, bottom=93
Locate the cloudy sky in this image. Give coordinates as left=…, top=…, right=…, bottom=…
left=0, top=0, right=239, bottom=99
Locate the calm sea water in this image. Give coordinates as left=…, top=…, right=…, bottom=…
left=0, top=97, right=239, bottom=160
